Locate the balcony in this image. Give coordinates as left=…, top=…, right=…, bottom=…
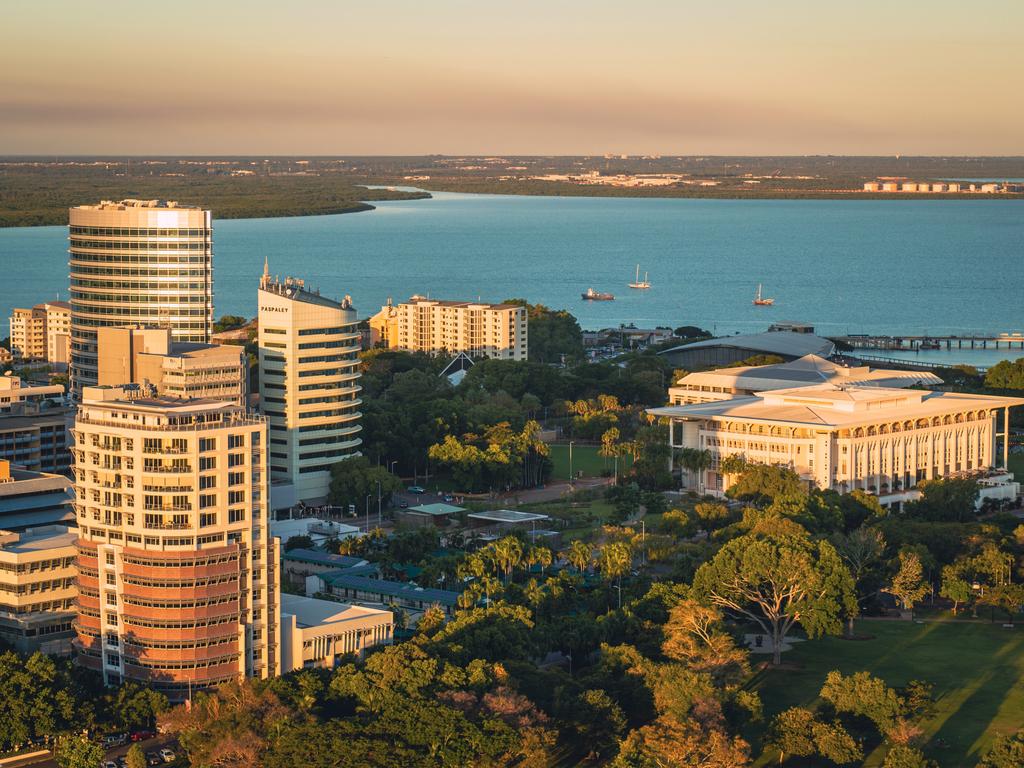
left=143, top=464, right=193, bottom=474
left=143, top=504, right=193, bottom=512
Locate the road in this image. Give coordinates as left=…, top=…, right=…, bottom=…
left=3, top=736, right=179, bottom=768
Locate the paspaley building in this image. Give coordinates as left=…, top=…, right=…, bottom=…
left=71, top=385, right=280, bottom=698
left=68, top=200, right=213, bottom=397
left=257, top=262, right=362, bottom=503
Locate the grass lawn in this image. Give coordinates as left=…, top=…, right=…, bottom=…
left=548, top=443, right=633, bottom=480
left=749, top=619, right=1024, bottom=766
left=1008, top=452, right=1024, bottom=480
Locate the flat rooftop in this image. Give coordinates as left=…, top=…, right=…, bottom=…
left=466, top=509, right=550, bottom=524
left=0, top=524, right=77, bottom=553
left=0, top=469, right=71, bottom=498
left=406, top=296, right=519, bottom=310
left=74, top=199, right=204, bottom=211
left=279, top=593, right=389, bottom=628
left=406, top=503, right=465, bottom=516
left=282, top=548, right=368, bottom=568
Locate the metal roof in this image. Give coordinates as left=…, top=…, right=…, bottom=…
left=659, top=331, right=835, bottom=359
left=321, top=572, right=460, bottom=606
left=283, top=548, right=368, bottom=568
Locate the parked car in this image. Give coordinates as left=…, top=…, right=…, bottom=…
left=131, top=730, right=155, bottom=742
left=146, top=753, right=163, bottom=767
left=443, top=495, right=454, bottom=503
left=399, top=500, right=409, bottom=508
left=159, top=748, right=176, bottom=763
left=407, top=485, right=425, bottom=494
left=103, top=733, right=128, bottom=747
left=103, top=761, right=118, bottom=768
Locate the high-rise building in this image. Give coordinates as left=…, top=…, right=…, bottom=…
left=370, top=296, right=527, bottom=360
left=71, top=385, right=279, bottom=697
left=97, top=326, right=246, bottom=405
left=9, top=305, right=47, bottom=361
left=257, top=263, right=362, bottom=502
left=68, top=200, right=213, bottom=396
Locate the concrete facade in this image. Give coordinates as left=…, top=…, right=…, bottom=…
left=71, top=386, right=280, bottom=698
left=0, top=375, right=65, bottom=413
left=651, top=384, right=1024, bottom=504
left=0, top=525, right=77, bottom=655
left=258, top=265, right=362, bottom=503
left=97, top=326, right=245, bottom=405
left=279, top=593, right=392, bottom=673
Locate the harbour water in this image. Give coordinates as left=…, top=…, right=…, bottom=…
left=1, top=192, right=1021, bottom=364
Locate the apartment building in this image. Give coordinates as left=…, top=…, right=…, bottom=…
left=0, top=525, right=77, bottom=654
left=97, top=326, right=246, bottom=405
left=9, top=301, right=70, bottom=366
left=70, top=385, right=279, bottom=697
left=68, top=200, right=213, bottom=396
left=0, top=407, right=72, bottom=474
left=370, top=296, right=527, bottom=361
left=258, top=264, right=362, bottom=502
left=650, top=384, right=1024, bottom=505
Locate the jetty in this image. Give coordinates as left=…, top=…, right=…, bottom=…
left=835, top=333, right=1024, bottom=352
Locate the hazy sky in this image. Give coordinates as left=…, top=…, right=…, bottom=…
left=2, top=0, right=1022, bottom=155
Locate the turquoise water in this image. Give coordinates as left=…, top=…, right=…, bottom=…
left=0, top=193, right=1021, bottom=355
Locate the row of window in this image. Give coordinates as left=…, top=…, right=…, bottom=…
left=69, top=254, right=210, bottom=264
left=71, top=291, right=209, bottom=303
left=70, top=265, right=208, bottom=277
left=70, top=239, right=210, bottom=251
left=70, top=226, right=209, bottom=236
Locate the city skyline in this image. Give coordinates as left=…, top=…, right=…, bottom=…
left=2, top=1, right=1023, bottom=156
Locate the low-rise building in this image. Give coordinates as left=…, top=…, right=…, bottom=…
left=0, top=407, right=72, bottom=474
left=0, top=525, right=77, bottom=654
left=279, top=593, right=393, bottom=672
left=270, top=517, right=362, bottom=548
left=466, top=509, right=551, bottom=535
left=649, top=384, right=1024, bottom=506
left=370, top=296, right=527, bottom=361
left=668, top=354, right=942, bottom=405
left=395, top=502, right=464, bottom=528
left=97, top=326, right=246, bottom=405
left=0, top=374, right=64, bottom=413
left=0, top=460, right=74, bottom=530
left=311, top=571, right=461, bottom=617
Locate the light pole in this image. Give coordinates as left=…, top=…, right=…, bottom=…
left=613, top=583, right=622, bottom=610
left=389, top=460, right=398, bottom=475
left=365, top=494, right=372, bottom=533
left=568, top=441, right=574, bottom=487
left=377, top=480, right=382, bottom=531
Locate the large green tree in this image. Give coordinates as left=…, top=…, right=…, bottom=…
left=692, top=520, right=856, bottom=664
left=328, top=457, right=402, bottom=513
left=503, top=299, right=584, bottom=363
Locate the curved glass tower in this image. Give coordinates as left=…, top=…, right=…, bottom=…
left=68, top=199, right=213, bottom=397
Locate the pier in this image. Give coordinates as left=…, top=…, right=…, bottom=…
left=836, top=333, right=1024, bottom=352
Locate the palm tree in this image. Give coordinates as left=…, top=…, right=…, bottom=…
left=492, top=536, right=524, bottom=583
left=564, top=540, right=592, bottom=574
left=535, top=546, right=553, bottom=575
left=677, top=447, right=712, bottom=490
left=597, top=541, right=633, bottom=583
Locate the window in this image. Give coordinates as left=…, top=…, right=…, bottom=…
left=228, top=453, right=244, bottom=467
left=106, top=592, right=117, bottom=606
left=199, top=494, right=217, bottom=509
left=199, top=513, right=217, bottom=527
left=228, top=435, right=244, bottom=449
left=199, top=456, right=216, bottom=471
left=106, top=573, right=116, bottom=585
left=199, top=475, right=216, bottom=490
left=229, top=508, right=246, bottom=523
left=199, top=437, right=216, bottom=452
left=105, top=552, right=115, bottom=566
left=228, top=471, right=244, bottom=486
left=228, top=490, right=245, bottom=505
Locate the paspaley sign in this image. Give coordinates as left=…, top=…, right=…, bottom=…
left=261, top=306, right=288, bottom=312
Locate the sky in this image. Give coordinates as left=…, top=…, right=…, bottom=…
left=2, top=0, right=1022, bottom=156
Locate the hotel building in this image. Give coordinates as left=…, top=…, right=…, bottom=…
left=370, top=296, right=528, bottom=361
left=9, top=301, right=71, bottom=366
left=97, top=326, right=246, bottom=405
left=68, top=200, right=213, bottom=396
left=650, top=384, right=1023, bottom=504
left=71, top=385, right=280, bottom=697
left=258, top=264, right=362, bottom=503
left=0, top=524, right=78, bottom=655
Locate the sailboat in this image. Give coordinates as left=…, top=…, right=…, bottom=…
left=628, top=264, right=651, bottom=289
left=753, top=283, right=775, bottom=306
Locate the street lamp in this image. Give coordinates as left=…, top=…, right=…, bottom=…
left=365, top=494, right=372, bottom=533
left=568, top=441, right=574, bottom=487
left=389, top=460, right=398, bottom=475
left=613, top=583, right=622, bottom=610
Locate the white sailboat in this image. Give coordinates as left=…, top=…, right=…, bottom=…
left=628, top=264, right=651, bottom=289
left=753, top=283, right=775, bottom=306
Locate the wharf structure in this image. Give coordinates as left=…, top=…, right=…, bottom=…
left=650, top=384, right=1023, bottom=507
left=370, top=296, right=528, bottom=361
left=68, top=200, right=214, bottom=397
left=257, top=262, right=362, bottom=504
